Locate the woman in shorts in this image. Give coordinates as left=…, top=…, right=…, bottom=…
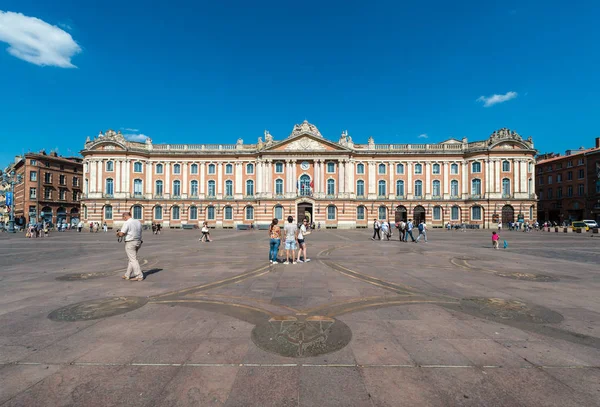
left=200, top=221, right=212, bottom=242
left=297, top=218, right=311, bottom=262
left=268, top=218, right=282, bottom=264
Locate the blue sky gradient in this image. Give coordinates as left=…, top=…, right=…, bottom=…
left=1, top=0, right=599, bottom=167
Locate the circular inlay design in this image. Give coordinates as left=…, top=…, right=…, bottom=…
left=459, top=297, right=563, bottom=324
left=48, top=296, right=148, bottom=322
left=251, top=316, right=352, bottom=357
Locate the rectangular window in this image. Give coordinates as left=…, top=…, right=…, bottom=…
left=567, top=161, right=573, bottom=168
left=30, top=159, right=37, bottom=166
left=105, top=206, right=113, bottom=220
left=451, top=206, right=460, bottom=220
left=548, top=176, right=552, bottom=184
left=357, top=206, right=365, bottom=220
left=578, top=184, right=585, bottom=196
left=548, top=188, right=553, bottom=198
left=190, top=164, right=198, bottom=174
left=59, top=175, right=66, bottom=185
left=245, top=206, right=254, bottom=220
left=225, top=206, right=233, bottom=220
left=73, top=177, right=79, bottom=187
left=73, top=191, right=78, bottom=201
left=208, top=164, right=216, bottom=174
left=172, top=206, right=180, bottom=220
left=472, top=206, right=482, bottom=220
left=44, top=173, right=51, bottom=183
left=433, top=206, right=441, bottom=220
left=327, top=206, right=336, bottom=220
left=450, top=164, right=458, bottom=175
left=60, top=189, right=66, bottom=200
left=567, top=185, right=573, bottom=197
left=225, top=164, right=233, bottom=175
left=578, top=169, right=584, bottom=179
left=327, top=162, right=335, bottom=173
left=29, top=187, right=37, bottom=199
left=44, top=187, right=52, bottom=199
left=557, top=187, right=562, bottom=198
left=557, top=174, right=562, bottom=183
left=578, top=158, right=584, bottom=165
left=30, top=171, right=37, bottom=181
left=356, top=181, right=365, bottom=197
left=567, top=171, right=573, bottom=181
left=538, top=190, right=543, bottom=199
left=275, top=162, right=284, bottom=173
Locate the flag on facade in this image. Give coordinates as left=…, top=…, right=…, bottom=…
left=310, top=180, right=314, bottom=188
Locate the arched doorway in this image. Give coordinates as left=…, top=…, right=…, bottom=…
left=413, top=205, right=425, bottom=224
left=40, top=206, right=53, bottom=224
left=502, top=205, right=514, bottom=225
left=394, top=205, right=407, bottom=223
left=70, top=208, right=80, bottom=226
left=297, top=199, right=313, bottom=223
left=299, top=174, right=312, bottom=196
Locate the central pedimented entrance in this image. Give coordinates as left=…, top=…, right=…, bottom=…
left=296, top=198, right=314, bottom=224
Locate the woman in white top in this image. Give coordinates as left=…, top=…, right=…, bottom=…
left=200, top=221, right=212, bottom=242
left=297, top=218, right=311, bottom=263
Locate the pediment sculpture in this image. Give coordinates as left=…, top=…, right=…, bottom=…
left=284, top=137, right=327, bottom=151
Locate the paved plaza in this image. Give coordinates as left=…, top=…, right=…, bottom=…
left=0, top=227, right=599, bottom=406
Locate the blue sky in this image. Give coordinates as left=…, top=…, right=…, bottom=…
left=1, top=0, right=599, bottom=167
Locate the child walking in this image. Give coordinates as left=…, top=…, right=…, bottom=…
left=492, top=231, right=500, bottom=249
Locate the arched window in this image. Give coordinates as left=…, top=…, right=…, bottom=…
left=189, top=206, right=198, bottom=220
left=224, top=206, right=233, bottom=220
left=432, top=180, right=441, bottom=197
left=190, top=180, right=199, bottom=197
left=356, top=163, right=365, bottom=174
left=225, top=180, right=233, bottom=196
left=275, top=179, right=284, bottom=195
left=173, top=164, right=181, bottom=174
left=207, top=206, right=215, bottom=220
left=156, top=163, right=163, bottom=174
left=432, top=163, right=440, bottom=174
left=171, top=206, right=180, bottom=220
left=378, top=163, right=386, bottom=174
left=132, top=205, right=142, bottom=220
left=245, top=206, right=254, bottom=220
left=191, top=164, right=198, bottom=174
left=451, top=180, right=459, bottom=197
left=471, top=179, right=481, bottom=196
left=299, top=174, right=311, bottom=196
left=414, top=164, right=423, bottom=174
left=155, top=180, right=163, bottom=196
left=208, top=164, right=216, bottom=174
left=450, top=163, right=458, bottom=174
left=208, top=180, right=216, bottom=197
left=396, top=180, right=405, bottom=197
left=246, top=163, right=254, bottom=174
left=433, top=206, right=442, bottom=220
left=172, top=180, right=181, bottom=197
left=327, top=179, right=335, bottom=195
left=106, top=161, right=114, bottom=171
left=105, top=178, right=114, bottom=195
left=502, top=178, right=511, bottom=196
left=327, top=205, right=336, bottom=220
left=133, top=162, right=142, bottom=173
left=154, top=205, right=162, bottom=220
left=471, top=206, right=482, bottom=220
left=274, top=205, right=283, bottom=220
left=225, top=164, right=233, bottom=174
left=275, top=162, right=284, bottom=173
left=451, top=205, right=460, bottom=220
left=502, top=160, right=510, bottom=172
left=396, top=163, right=404, bottom=174
left=529, top=205, right=534, bottom=220
left=378, top=180, right=386, bottom=196
left=134, top=179, right=143, bottom=196
left=356, top=180, right=365, bottom=196
left=414, top=180, right=423, bottom=197
left=357, top=206, right=365, bottom=220
left=378, top=206, right=387, bottom=220
left=471, top=162, right=481, bottom=173
left=104, top=205, right=113, bottom=220
left=246, top=180, right=254, bottom=196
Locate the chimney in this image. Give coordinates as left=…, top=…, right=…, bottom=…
left=565, top=150, right=571, bottom=156
left=596, top=137, right=600, bottom=148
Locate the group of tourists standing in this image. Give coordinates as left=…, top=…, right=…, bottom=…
left=373, top=218, right=428, bottom=243
left=268, top=216, right=311, bottom=265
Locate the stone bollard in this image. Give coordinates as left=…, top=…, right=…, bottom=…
left=555, top=227, right=559, bottom=233
left=564, top=227, right=568, bottom=233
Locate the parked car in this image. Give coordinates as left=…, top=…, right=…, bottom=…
left=571, top=221, right=590, bottom=231
left=582, top=220, right=599, bottom=229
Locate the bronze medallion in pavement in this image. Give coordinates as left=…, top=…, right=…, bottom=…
left=457, top=297, right=563, bottom=324
left=48, top=296, right=148, bottom=321
left=252, top=315, right=352, bottom=357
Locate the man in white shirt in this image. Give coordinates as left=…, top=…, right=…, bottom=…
left=117, top=212, right=144, bottom=281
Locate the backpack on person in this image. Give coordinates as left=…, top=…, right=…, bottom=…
left=418, top=223, right=424, bottom=232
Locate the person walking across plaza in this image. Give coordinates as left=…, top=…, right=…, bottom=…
left=117, top=212, right=144, bottom=281
left=397, top=220, right=406, bottom=241
left=297, top=218, right=311, bottom=262
left=200, top=221, right=212, bottom=242
left=103, top=222, right=108, bottom=233
left=492, top=231, right=500, bottom=249
left=415, top=220, right=428, bottom=243
left=371, top=218, right=381, bottom=240
left=381, top=220, right=390, bottom=241
left=405, top=219, right=416, bottom=242
left=283, top=216, right=298, bottom=264
left=268, top=218, right=282, bottom=264
left=77, top=220, right=83, bottom=233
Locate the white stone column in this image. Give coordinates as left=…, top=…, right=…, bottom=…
left=520, top=160, right=527, bottom=194
left=217, top=162, right=223, bottom=195
left=495, top=160, right=501, bottom=194
left=314, top=160, right=320, bottom=194
left=348, top=160, right=355, bottom=194
left=513, top=159, right=519, bottom=194
left=182, top=162, right=188, bottom=195
left=89, top=160, right=97, bottom=193
left=200, top=162, right=206, bottom=194
left=425, top=162, right=431, bottom=195
left=443, top=162, right=449, bottom=195
left=115, top=160, right=121, bottom=193
left=484, top=159, right=490, bottom=196
left=235, top=163, right=242, bottom=195
left=407, top=162, right=413, bottom=195
left=97, top=160, right=103, bottom=193
left=388, top=162, right=394, bottom=198
left=368, top=161, right=376, bottom=195
left=165, top=162, right=171, bottom=194
left=292, top=160, right=297, bottom=195
left=338, top=160, right=345, bottom=194
left=146, top=162, right=152, bottom=195
left=462, top=162, right=468, bottom=195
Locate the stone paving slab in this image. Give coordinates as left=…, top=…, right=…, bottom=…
left=1, top=228, right=599, bottom=406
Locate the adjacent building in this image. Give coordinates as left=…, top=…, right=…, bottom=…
left=8, top=152, right=83, bottom=226
left=535, top=137, right=600, bottom=223
left=80, top=122, right=537, bottom=229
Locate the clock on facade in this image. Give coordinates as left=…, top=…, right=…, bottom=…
left=300, top=161, right=310, bottom=170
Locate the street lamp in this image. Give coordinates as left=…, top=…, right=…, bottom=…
left=1, top=170, right=23, bottom=233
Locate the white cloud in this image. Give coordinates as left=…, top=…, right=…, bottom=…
left=477, top=91, right=518, bottom=107
left=122, top=127, right=139, bottom=132
left=0, top=10, right=81, bottom=67
left=418, top=133, right=428, bottom=139
left=124, top=133, right=150, bottom=143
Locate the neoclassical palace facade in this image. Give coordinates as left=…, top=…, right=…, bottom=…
left=80, top=121, right=537, bottom=229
